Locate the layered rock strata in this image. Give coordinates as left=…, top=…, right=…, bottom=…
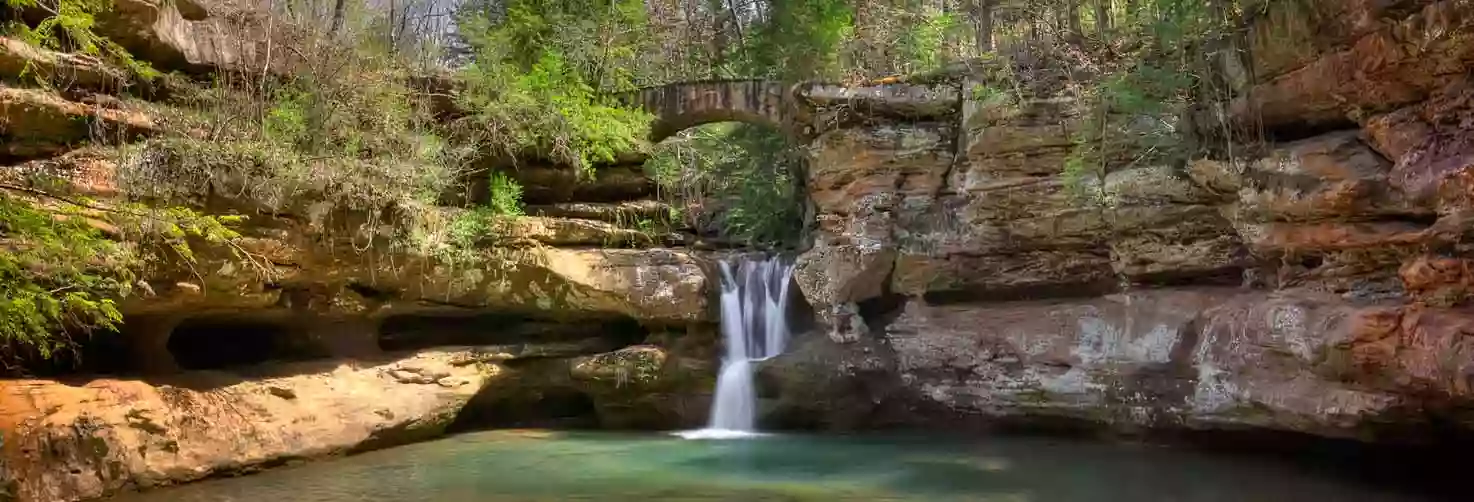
left=780, top=0, right=1474, bottom=442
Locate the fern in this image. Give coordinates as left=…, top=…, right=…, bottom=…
left=0, top=190, right=246, bottom=369
left=3, top=0, right=160, bottom=79
left=487, top=172, right=524, bottom=217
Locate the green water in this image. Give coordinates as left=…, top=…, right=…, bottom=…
left=110, top=430, right=1438, bottom=502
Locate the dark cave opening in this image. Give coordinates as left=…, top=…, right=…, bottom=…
left=167, top=316, right=325, bottom=370
left=9, top=328, right=134, bottom=378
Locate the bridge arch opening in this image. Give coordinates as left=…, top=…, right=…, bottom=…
left=643, top=121, right=810, bottom=249
left=649, top=109, right=785, bottom=144
left=622, top=80, right=798, bottom=144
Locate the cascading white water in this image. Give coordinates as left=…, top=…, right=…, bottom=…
left=677, top=257, right=795, bottom=439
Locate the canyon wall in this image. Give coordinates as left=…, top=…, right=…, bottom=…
left=8, top=1, right=1474, bottom=501
left=778, top=0, right=1474, bottom=441
left=1, top=3, right=720, bottom=501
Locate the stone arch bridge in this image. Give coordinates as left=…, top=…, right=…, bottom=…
left=616, top=79, right=960, bottom=142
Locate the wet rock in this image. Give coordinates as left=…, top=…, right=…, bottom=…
left=757, top=334, right=904, bottom=430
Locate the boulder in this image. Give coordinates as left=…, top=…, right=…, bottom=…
left=0, top=37, right=128, bottom=91
left=570, top=345, right=713, bottom=429
left=0, top=350, right=494, bottom=502
left=93, top=0, right=278, bottom=74
left=450, top=342, right=716, bottom=431
left=0, top=86, right=155, bottom=159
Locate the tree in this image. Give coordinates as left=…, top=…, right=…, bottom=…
left=972, top=0, right=996, bottom=52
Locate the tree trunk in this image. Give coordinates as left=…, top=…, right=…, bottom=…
left=972, top=0, right=994, bottom=52
left=329, top=0, right=347, bottom=36
left=387, top=0, right=397, bottom=49
left=1094, top=0, right=1111, bottom=39
left=1067, top=0, right=1082, bottom=38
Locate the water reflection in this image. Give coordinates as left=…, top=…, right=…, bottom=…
left=109, top=430, right=1435, bottom=502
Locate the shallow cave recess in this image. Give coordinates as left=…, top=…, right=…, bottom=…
left=156, top=311, right=655, bottom=372
left=166, top=315, right=329, bottom=371
left=21, top=308, right=666, bottom=377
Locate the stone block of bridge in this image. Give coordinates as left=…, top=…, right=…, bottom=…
left=621, top=80, right=793, bottom=142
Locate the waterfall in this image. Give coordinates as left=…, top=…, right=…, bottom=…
left=677, top=257, right=795, bottom=439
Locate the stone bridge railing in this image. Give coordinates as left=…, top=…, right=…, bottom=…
left=616, top=80, right=961, bottom=142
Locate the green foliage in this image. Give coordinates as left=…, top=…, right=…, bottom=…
left=1061, top=0, right=1240, bottom=201
left=0, top=189, right=244, bottom=370
left=0, top=194, right=128, bottom=365
left=446, top=206, right=500, bottom=251
left=727, top=0, right=855, bottom=80
left=646, top=123, right=804, bottom=248
left=895, top=10, right=960, bottom=75
left=456, top=0, right=653, bottom=177
left=2, top=0, right=159, bottom=79
left=486, top=172, right=524, bottom=217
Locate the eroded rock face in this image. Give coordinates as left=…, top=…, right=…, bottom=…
left=0, top=350, right=493, bottom=502
left=0, top=37, right=129, bottom=92
left=94, top=0, right=279, bottom=74
left=767, top=288, right=1474, bottom=439
left=0, top=86, right=156, bottom=159
left=782, top=1, right=1474, bottom=442
left=1232, top=0, right=1474, bottom=135
left=886, top=289, right=1411, bottom=437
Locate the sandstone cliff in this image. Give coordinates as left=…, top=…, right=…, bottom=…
left=779, top=0, right=1474, bottom=442
left=0, top=3, right=720, bottom=501
left=7, top=1, right=1474, bottom=501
